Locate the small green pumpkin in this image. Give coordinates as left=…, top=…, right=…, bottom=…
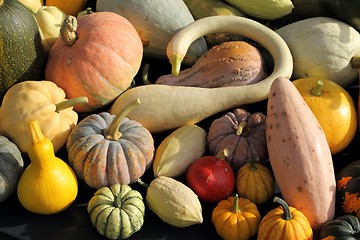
left=0, top=0, right=46, bottom=99
left=319, top=214, right=360, bottom=239
left=87, top=183, right=145, bottom=240
left=0, top=135, right=24, bottom=203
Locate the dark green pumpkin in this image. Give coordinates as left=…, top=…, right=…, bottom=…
left=87, top=183, right=145, bottom=240
left=319, top=214, right=360, bottom=239
left=336, top=160, right=360, bottom=218
left=0, top=0, right=46, bottom=99
left=0, top=135, right=24, bottom=203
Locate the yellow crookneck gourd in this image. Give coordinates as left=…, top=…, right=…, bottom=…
left=17, top=119, right=78, bottom=215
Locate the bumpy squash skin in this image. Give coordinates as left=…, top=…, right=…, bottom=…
left=156, top=41, right=267, bottom=88
left=266, top=77, right=336, bottom=230
left=87, top=184, right=145, bottom=240
left=0, top=135, right=24, bottom=203
left=0, top=0, right=46, bottom=100
left=66, top=112, right=155, bottom=189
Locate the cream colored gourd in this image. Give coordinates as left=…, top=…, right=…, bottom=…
left=18, top=0, right=43, bottom=12
left=153, top=124, right=207, bottom=178
left=111, top=16, right=293, bottom=133
left=96, top=0, right=208, bottom=66
left=266, top=77, right=336, bottom=230
left=276, top=17, right=360, bottom=87
left=17, top=119, right=78, bottom=215
left=224, top=0, right=294, bottom=20
left=144, top=176, right=203, bottom=227
left=35, top=6, right=66, bottom=54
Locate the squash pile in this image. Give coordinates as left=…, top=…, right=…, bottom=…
left=2, top=0, right=360, bottom=239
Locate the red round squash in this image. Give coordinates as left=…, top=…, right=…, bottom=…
left=186, top=149, right=235, bottom=202
left=45, top=13, right=143, bottom=112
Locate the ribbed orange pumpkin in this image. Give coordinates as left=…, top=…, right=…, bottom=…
left=66, top=99, right=155, bottom=189
left=236, top=162, right=274, bottom=205
left=258, top=196, right=313, bottom=240
left=45, top=12, right=143, bottom=112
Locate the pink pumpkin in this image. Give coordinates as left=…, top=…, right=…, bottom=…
left=45, top=12, right=143, bottom=112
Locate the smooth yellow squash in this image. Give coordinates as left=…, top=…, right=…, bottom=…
left=17, top=119, right=78, bottom=215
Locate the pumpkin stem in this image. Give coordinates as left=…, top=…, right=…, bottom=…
left=60, top=15, right=78, bottom=46
left=216, top=148, right=230, bottom=160
left=236, top=120, right=249, bottom=136
left=141, top=63, right=153, bottom=85
left=104, top=98, right=141, bottom=141
left=231, top=194, right=241, bottom=213
left=137, top=179, right=149, bottom=189
left=55, top=97, right=88, bottom=112
left=273, top=196, right=293, bottom=220
left=310, top=80, right=323, bottom=96
left=351, top=55, right=360, bottom=69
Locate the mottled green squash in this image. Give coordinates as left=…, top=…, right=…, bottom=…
left=0, top=0, right=46, bottom=99
left=0, top=135, right=24, bottom=203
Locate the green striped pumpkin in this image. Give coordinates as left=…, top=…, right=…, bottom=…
left=0, top=0, right=46, bottom=99
left=87, top=184, right=145, bottom=240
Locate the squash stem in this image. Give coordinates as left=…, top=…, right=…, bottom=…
left=351, top=55, right=360, bottom=69
left=28, top=119, right=46, bottom=145
left=55, top=97, right=88, bottom=112
left=104, top=98, right=141, bottom=141
left=137, top=179, right=149, bottom=188
left=310, top=80, right=323, bottom=96
left=141, top=63, right=152, bottom=85
left=170, top=55, right=183, bottom=76
left=231, top=194, right=241, bottom=213
left=274, top=196, right=292, bottom=220
left=236, top=121, right=248, bottom=136
left=60, top=15, right=78, bottom=46
left=216, top=148, right=229, bottom=160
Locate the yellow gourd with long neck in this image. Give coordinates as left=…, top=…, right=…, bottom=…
left=17, top=119, right=78, bottom=215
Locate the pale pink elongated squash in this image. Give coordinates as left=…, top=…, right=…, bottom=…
left=266, top=77, right=336, bottom=230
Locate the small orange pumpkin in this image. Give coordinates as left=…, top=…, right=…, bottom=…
left=45, top=13, right=143, bottom=112
left=236, top=161, right=274, bottom=205
left=45, top=0, right=87, bottom=16
left=257, top=196, right=313, bottom=240
left=211, top=194, right=261, bottom=240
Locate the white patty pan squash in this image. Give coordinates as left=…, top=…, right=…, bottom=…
left=276, top=17, right=360, bottom=87
left=35, top=6, right=66, bottom=54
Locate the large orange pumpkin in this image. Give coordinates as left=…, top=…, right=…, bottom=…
left=45, top=12, right=143, bottom=112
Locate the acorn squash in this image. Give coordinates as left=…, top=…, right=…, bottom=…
left=0, top=0, right=46, bottom=100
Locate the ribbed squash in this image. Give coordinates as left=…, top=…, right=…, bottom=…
left=236, top=162, right=274, bottom=205
left=207, top=108, right=267, bottom=172
left=66, top=99, right=155, bottom=189
left=87, top=184, right=145, bottom=240
left=0, top=135, right=24, bottom=203
left=319, top=214, right=360, bottom=240
left=336, top=160, right=360, bottom=217
left=45, top=13, right=143, bottom=112
left=257, top=196, right=313, bottom=240
left=0, top=0, right=46, bottom=100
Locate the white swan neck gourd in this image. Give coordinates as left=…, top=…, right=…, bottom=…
left=111, top=16, right=293, bottom=133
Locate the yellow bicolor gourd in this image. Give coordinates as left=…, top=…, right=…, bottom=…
left=17, top=119, right=78, bottom=215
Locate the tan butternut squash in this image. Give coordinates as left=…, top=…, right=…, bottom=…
left=110, top=16, right=293, bottom=133
left=266, top=76, right=336, bottom=230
